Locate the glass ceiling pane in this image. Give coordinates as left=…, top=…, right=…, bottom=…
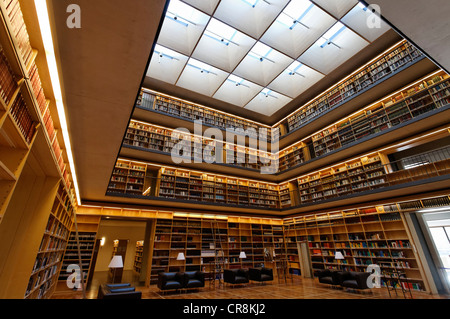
left=147, top=45, right=189, bottom=84
left=276, top=0, right=314, bottom=29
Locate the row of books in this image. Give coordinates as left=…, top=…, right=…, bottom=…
left=3, top=0, right=34, bottom=66
left=0, top=47, right=18, bottom=106
left=9, top=92, right=36, bottom=143
left=285, top=41, right=422, bottom=133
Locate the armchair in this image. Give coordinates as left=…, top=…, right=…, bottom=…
left=249, top=267, right=273, bottom=283
left=183, top=271, right=205, bottom=289
left=224, top=269, right=249, bottom=285
left=157, top=272, right=184, bottom=291
left=317, top=269, right=341, bottom=286
left=337, top=271, right=371, bottom=290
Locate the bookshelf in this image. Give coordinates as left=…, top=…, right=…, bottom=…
left=109, top=135, right=450, bottom=209
left=278, top=40, right=423, bottom=135
left=275, top=70, right=450, bottom=171
left=149, top=215, right=284, bottom=284
left=0, top=0, right=73, bottom=222
left=58, top=215, right=100, bottom=287
left=158, top=167, right=279, bottom=208
left=107, top=159, right=280, bottom=209
left=137, top=89, right=275, bottom=143
left=24, top=183, right=75, bottom=299
left=282, top=195, right=450, bottom=292
left=127, top=70, right=449, bottom=178
left=123, top=120, right=276, bottom=172
left=133, top=240, right=144, bottom=274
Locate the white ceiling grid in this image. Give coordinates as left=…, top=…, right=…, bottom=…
left=146, top=0, right=390, bottom=116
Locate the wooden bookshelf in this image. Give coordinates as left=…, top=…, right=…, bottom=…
left=137, top=89, right=274, bottom=143
left=123, top=120, right=276, bottom=172
left=24, top=183, right=75, bottom=299
left=278, top=40, right=423, bottom=135
left=149, top=215, right=283, bottom=284
left=158, top=167, right=280, bottom=208
left=127, top=70, right=449, bottom=178
left=275, top=70, right=450, bottom=171
left=58, top=215, right=100, bottom=287
left=133, top=240, right=144, bottom=274
left=107, top=159, right=280, bottom=209
left=282, top=195, right=450, bottom=292
left=0, top=0, right=73, bottom=223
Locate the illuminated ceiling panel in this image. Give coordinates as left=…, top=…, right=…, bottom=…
left=145, top=0, right=391, bottom=116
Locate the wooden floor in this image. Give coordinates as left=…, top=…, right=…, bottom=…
left=52, top=271, right=449, bottom=300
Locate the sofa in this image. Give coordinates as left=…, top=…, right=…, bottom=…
left=249, top=267, right=273, bottom=283
left=224, top=268, right=249, bottom=285
left=157, top=272, right=185, bottom=291
left=317, top=270, right=371, bottom=290
left=337, top=271, right=371, bottom=290
left=97, top=283, right=142, bottom=299
left=157, top=271, right=205, bottom=292
left=183, top=271, right=205, bottom=289
left=317, top=269, right=341, bottom=286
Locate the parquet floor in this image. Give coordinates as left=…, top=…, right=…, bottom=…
left=52, top=271, right=449, bottom=300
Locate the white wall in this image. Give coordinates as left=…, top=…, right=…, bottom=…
left=94, top=219, right=146, bottom=272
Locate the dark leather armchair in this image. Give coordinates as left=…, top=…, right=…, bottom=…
left=97, top=283, right=142, bottom=299
left=183, top=271, right=205, bottom=289
left=224, top=268, right=249, bottom=285
left=249, top=267, right=273, bottom=283
left=317, top=269, right=341, bottom=286
left=337, top=271, right=371, bottom=290
left=157, top=272, right=184, bottom=291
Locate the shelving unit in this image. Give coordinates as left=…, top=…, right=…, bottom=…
left=0, top=0, right=74, bottom=222
left=276, top=70, right=450, bottom=170
left=150, top=215, right=284, bottom=284
left=108, top=135, right=450, bottom=209
left=297, top=153, right=388, bottom=204
left=24, top=184, right=75, bottom=299
left=134, top=240, right=144, bottom=274
left=123, top=120, right=276, bottom=172
left=158, top=167, right=279, bottom=209
left=280, top=40, right=423, bottom=134
left=283, top=203, right=431, bottom=291
left=58, top=215, right=100, bottom=287
left=137, top=89, right=274, bottom=143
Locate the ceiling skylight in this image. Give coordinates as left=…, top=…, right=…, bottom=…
left=276, top=0, right=314, bottom=29
left=204, top=18, right=238, bottom=46
left=146, top=0, right=391, bottom=117
left=316, top=21, right=346, bottom=48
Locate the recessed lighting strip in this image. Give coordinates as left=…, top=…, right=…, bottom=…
left=34, top=0, right=81, bottom=205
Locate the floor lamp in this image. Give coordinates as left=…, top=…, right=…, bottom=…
left=108, top=255, right=123, bottom=284
left=335, top=251, right=345, bottom=271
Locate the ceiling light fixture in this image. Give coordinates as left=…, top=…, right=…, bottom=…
left=34, top=0, right=81, bottom=205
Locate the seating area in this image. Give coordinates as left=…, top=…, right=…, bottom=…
left=97, top=283, right=142, bottom=299
left=223, top=267, right=274, bottom=286
left=317, top=270, right=371, bottom=291
left=249, top=267, right=274, bottom=283
left=157, top=271, right=205, bottom=292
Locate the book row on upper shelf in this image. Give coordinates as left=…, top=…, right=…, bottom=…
left=108, top=136, right=450, bottom=208
left=0, top=0, right=73, bottom=190
left=128, top=70, right=449, bottom=176
left=281, top=41, right=423, bottom=134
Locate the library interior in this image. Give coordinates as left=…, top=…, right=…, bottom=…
left=0, top=0, right=450, bottom=303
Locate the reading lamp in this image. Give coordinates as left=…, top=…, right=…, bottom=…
left=108, top=255, right=123, bottom=284
left=335, top=251, right=344, bottom=270
left=177, top=252, right=186, bottom=260
left=239, top=251, right=247, bottom=259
